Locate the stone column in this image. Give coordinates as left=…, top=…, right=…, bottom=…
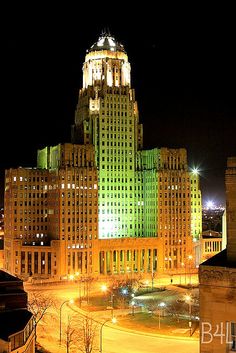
left=44, top=251, right=48, bottom=275
left=109, top=250, right=113, bottom=274
left=31, top=251, right=34, bottom=275
left=117, top=250, right=120, bottom=274
left=25, top=251, right=28, bottom=275
left=38, top=252, right=41, bottom=274
left=104, top=251, right=107, bottom=275
left=130, top=249, right=133, bottom=273
left=150, top=249, right=154, bottom=273
left=124, top=250, right=127, bottom=272
left=91, top=243, right=100, bottom=276
left=137, top=249, right=141, bottom=272
left=144, top=249, right=148, bottom=273
left=82, top=251, right=86, bottom=274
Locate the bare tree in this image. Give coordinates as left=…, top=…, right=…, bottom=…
left=28, top=291, right=54, bottom=343
left=76, top=315, right=98, bottom=353
left=167, top=300, right=184, bottom=322
left=81, top=276, right=94, bottom=304
left=145, top=298, right=160, bottom=316
left=64, top=316, right=76, bottom=353
left=63, top=314, right=98, bottom=353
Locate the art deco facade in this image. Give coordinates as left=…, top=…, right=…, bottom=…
left=4, top=33, right=201, bottom=280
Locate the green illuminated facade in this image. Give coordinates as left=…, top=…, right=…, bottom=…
left=72, top=34, right=144, bottom=239
left=4, top=33, right=203, bottom=279
left=71, top=33, right=202, bottom=244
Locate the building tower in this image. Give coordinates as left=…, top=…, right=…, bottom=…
left=4, top=32, right=201, bottom=280
left=71, top=32, right=143, bottom=239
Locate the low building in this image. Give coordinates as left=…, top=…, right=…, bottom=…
left=200, top=230, right=223, bottom=262
left=0, top=270, right=35, bottom=353
left=0, top=310, right=34, bottom=353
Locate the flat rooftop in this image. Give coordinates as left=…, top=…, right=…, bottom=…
left=0, top=309, right=33, bottom=340
left=200, top=249, right=236, bottom=269
left=0, top=270, right=21, bottom=282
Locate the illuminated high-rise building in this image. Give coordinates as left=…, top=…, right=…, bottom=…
left=4, top=32, right=202, bottom=279
left=72, top=33, right=143, bottom=239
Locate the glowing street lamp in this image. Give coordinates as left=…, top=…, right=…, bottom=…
left=100, top=317, right=117, bottom=353
left=131, top=300, right=135, bottom=316
left=59, top=299, right=74, bottom=344
left=101, top=284, right=108, bottom=292
left=185, top=294, right=192, bottom=336
left=101, top=285, right=114, bottom=318
left=68, top=274, right=74, bottom=281
left=158, top=302, right=166, bottom=329
left=121, top=288, right=128, bottom=295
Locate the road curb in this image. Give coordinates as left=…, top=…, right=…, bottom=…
left=69, top=303, right=199, bottom=342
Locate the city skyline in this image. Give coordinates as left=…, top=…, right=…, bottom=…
left=2, top=6, right=236, bottom=206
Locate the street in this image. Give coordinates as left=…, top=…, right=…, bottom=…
left=25, top=277, right=199, bottom=353
left=102, top=325, right=199, bottom=353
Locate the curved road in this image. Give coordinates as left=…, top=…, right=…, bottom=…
left=102, top=325, right=199, bottom=353
left=26, top=282, right=199, bottom=353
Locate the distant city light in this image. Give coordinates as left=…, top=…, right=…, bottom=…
left=206, top=200, right=214, bottom=209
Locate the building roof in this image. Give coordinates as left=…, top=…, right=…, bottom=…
left=0, top=270, right=22, bottom=283
left=200, top=249, right=236, bottom=268
left=0, top=309, right=33, bottom=340
left=201, top=230, right=222, bottom=239
left=88, top=32, right=126, bottom=53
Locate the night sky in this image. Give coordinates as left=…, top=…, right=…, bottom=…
left=1, top=4, right=236, bottom=207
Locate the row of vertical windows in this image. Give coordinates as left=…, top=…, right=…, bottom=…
left=101, top=165, right=133, bottom=170
left=13, top=176, right=48, bottom=182
left=102, top=111, right=128, bottom=117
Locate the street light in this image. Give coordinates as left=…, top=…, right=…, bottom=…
left=158, top=302, right=166, bottom=329
left=188, top=255, right=193, bottom=284
left=185, top=294, right=192, bottom=336
left=59, top=299, right=74, bottom=345
left=100, top=317, right=117, bottom=353
left=75, top=272, right=82, bottom=307
left=131, top=300, right=135, bottom=316
left=101, top=285, right=114, bottom=318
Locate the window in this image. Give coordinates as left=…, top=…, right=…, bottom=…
left=231, top=322, right=236, bottom=351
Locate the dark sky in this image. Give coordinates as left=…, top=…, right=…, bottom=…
left=1, top=4, right=236, bottom=207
